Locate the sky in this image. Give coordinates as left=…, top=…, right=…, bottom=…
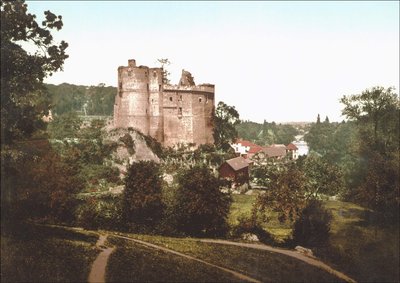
left=26, top=1, right=399, bottom=123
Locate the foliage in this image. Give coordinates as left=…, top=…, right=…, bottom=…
left=299, top=154, right=345, bottom=198
left=213, top=101, right=240, bottom=151
left=45, top=83, right=116, bottom=115
left=304, top=114, right=337, bottom=155
left=255, top=164, right=307, bottom=223
left=173, top=165, right=232, bottom=237
left=47, top=111, right=82, bottom=139
left=123, top=161, right=164, bottom=227
left=232, top=214, right=276, bottom=245
left=157, top=58, right=171, bottom=84
left=1, top=140, right=82, bottom=223
left=76, top=195, right=123, bottom=230
left=340, top=86, right=399, bottom=222
left=45, top=83, right=86, bottom=115
left=119, top=133, right=135, bottom=155
left=1, top=0, right=68, bottom=144
left=236, top=120, right=298, bottom=146
left=85, top=83, right=116, bottom=115
left=319, top=200, right=399, bottom=282
left=292, top=200, right=333, bottom=247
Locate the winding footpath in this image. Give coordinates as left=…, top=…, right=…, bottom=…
left=88, top=234, right=115, bottom=283
left=40, top=224, right=356, bottom=283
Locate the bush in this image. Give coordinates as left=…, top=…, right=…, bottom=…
left=172, top=165, right=232, bottom=237
left=76, top=196, right=124, bottom=230
left=292, top=200, right=333, bottom=247
left=123, top=161, right=164, bottom=228
left=232, top=215, right=276, bottom=245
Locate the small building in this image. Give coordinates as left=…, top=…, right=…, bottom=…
left=231, top=139, right=264, bottom=159
left=219, top=156, right=249, bottom=186
left=262, top=144, right=287, bottom=161
left=286, top=143, right=299, bottom=160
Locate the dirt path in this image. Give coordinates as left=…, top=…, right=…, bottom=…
left=199, top=239, right=356, bottom=283
left=112, top=234, right=261, bottom=283
left=88, top=234, right=115, bottom=283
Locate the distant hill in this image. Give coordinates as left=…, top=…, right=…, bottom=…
left=46, top=83, right=117, bottom=116
left=235, top=120, right=303, bottom=146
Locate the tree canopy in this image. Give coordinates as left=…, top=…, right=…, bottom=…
left=213, top=101, right=240, bottom=151
left=1, top=0, right=68, bottom=143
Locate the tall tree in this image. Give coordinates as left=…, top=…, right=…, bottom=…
left=1, top=0, right=68, bottom=144
left=340, top=86, right=399, bottom=221
left=123, top=161, right=164, bottom=226
left=173, top=165, right=232, bottom=237
left=213, top=101, right=240, bottom=151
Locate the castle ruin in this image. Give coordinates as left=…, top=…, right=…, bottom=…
left=113, top=59, right=215, bottom=147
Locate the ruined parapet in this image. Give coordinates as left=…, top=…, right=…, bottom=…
left=179, top=69, right=196, bottom=86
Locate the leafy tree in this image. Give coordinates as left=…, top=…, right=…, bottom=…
left=173, top=165, right=232, bottom=237
left=47, top=112, right=82, bottom=140
left=255, top=164, right=307, bottom=223
left=2, top=140, right=82, bottom=223
left=86, top=83, right=116, bottom=115
left=1, top=0, right=68, bottom=144
left=213, top=101, right=240, bottom=151
left=46, top=83, right=87, bottom=115
left=341, top=86, right=399, bottom=155
left=123, top=161, right=164, bottom=226
left=305, top=114, right=336, bottom=155
left=340, top=86, right=399, bottom=222
left=300, top=154, right=345, bottom=198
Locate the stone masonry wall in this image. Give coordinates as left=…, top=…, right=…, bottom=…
left=114, top=59, right=215, bottom=147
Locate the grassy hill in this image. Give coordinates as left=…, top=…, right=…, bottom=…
left=1, top=198, right=398, bottom=282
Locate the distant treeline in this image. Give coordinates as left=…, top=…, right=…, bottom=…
left=46, top=83, right=116, bottom=116
left=235, top=120, right=301, bottom=145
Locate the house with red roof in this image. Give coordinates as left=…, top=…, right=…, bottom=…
left=231, top=139, right=264, bottom=159
left=219, top=156, right=250, bottom=186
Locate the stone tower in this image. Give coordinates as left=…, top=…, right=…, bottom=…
left=113, top=59, right=215, bottom=147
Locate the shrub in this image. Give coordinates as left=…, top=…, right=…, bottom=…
left=232, top=214, right=276, bottom=245
left=292, top=200, right=333, bottom=247
left=76, top=195, right=124, bottom=230
left=123, top=161, right=164, bottom=228
left=172, top=165, right=232, bottom=237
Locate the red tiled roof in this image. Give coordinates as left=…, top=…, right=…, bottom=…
left=235, top=139, right=263, bottom=154
left=286, top=143, right=298, bottom=150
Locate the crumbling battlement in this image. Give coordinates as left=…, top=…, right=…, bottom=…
left=113, top=59, right=215, bottom=147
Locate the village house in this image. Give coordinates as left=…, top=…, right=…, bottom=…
left=230, top=139, right=263, bottom=159
left=219, top=156, right=250, bottom=187
left=286, top=143, right=299, bottom=160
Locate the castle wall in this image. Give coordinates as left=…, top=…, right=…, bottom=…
left=114, top=59, right=215, bottom=147
left=148, top=68, right=164, bottom=142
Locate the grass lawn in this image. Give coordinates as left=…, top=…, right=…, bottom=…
left=319, top=200, right=400, bottom=283
left=116, top=232, right=342, bottom=282
left=230, top=194, right=399, bottom=282
left=229, top=193, right=292, bottom=242
left=105, top=236, right=240, bottom=282
left=1, top=224, right=99, bottom=282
